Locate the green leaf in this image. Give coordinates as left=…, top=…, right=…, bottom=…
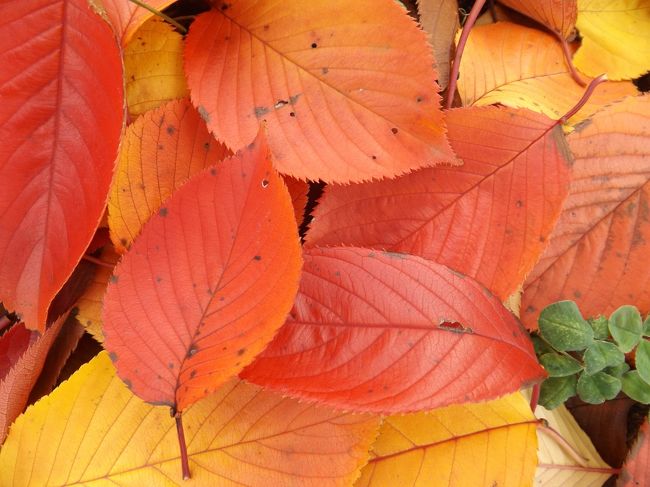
left=583, top=341, right=625, bottom=375
left=588, top=316, right=609, bottom=340
left=576, top=371, right=621, bottom=404
left=540, top=353, right=583, bottom=377
left=622, top=371, right=650, bottom=403
left=635, top=340, right=650, bottom=384
left=609, top=305, right=642, bottom=353
left=643, top=315, right=650, bottom=337
left=539, top=375, right=577, bottom=409
left=538, top=301, right=594, bottom=351
left=532, top=335, right=555, bottom=356
left=605, top=362, right=630, bottom=378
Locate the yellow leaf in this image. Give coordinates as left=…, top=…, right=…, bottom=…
left=0, top=352, right=379, bottom=486
left=535, top=403, right=613, bottom=486
left=458, top=22, right=638, bottom=128
left=574, top=0, right=650, bottom=80
left=499, top=0, right=577, bottom=38
left=76, top=247, right=120, bottom=342
left=355, top=393, right=538, bottom=486
left=124, top=18, right=188, bottom=119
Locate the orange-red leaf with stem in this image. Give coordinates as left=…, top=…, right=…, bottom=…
left=103, top=132, right=302, bottom=412
left=0, top=0, right=123, bottom=331
left=307, top=106, right=571, bottom=300
left=618, top=419, right=650, bottom=486
left=522, top=95, right=650, bottom=329
left=101, top=0, right=175, bottom=45
left=184, top=0, right=456, bottom=183
left=242, top=247, right=545, bottom=413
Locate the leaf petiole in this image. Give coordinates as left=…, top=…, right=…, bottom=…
left=559, top=74, right=607, bottom=124
left=127, top=0, right=187, bottom=34
left=174, top=411, right=191, bottom=480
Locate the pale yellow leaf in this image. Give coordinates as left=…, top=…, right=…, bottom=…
left=417, top=0, right=459, bottom=89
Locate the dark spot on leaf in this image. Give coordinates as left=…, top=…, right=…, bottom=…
left=120, top=238, right=128, bottom=247
left=109, top=352, right=118, bottom=362
left=222, top=346, right=228, bottom=351
left=130, top=74, right=135, bottom=81
left=289, top=111, right=295, bottom=117
left=159, top=207, right=168, bottom=217
left=220, top=2, right=230, bottom=10
left=391, top=128, right=398, bottom=134
left=169, top=406, right=176, bottom=417
left=371, top=155, right=377, bottom=160
left=219, top=296, right=225, bottom=301
left=210, top=167, right=217, bottom=176
left=416, top=96, right=423, bottom=102
left=198, top=106, right=211, bottom=123
left=263, top=24, right=269, bottom=30
left=261, top=179, right=269, bottom=188
left=311, top=42, right=318, bottom=48
left=574, top=290, right=582, bottom=298
left=539, top=236, right=546, bottom=243
left=203, top=142, right=210, bottom=150
left=109, top=275, right=119, bottom=284
left=289, top=94, right=301, bottom=105
left=367, top=389, right=373, bottom=393
left=237, top=348, right=246, bottom=356
left=190, top=369, right=197, bottom=378
left=321, top=67, right=329, bottom=74
left=187, top=346, right=198, bottom=357
left=123, top=379, right=132, bottom=389
left=166, top=125, right=176, bottom=135
left=515, top=200, right=523, bottom=208
left=254, top=106, right=270, bottom=118
left=156, top=276, right=162, bottom=283
left=168, top=362, right=174, bottom=369
left=439, top=321, right=472, bottom=333
left=525, top=305, right=536, bottom=313
left=253, top=255, right=262, bottom=261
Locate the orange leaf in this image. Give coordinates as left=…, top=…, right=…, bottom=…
left=284, top=176, right=309, bottom=225
left=0, top=0, right=124, bottom=331
left=103, top=132, right=302, bottom=412
left=458, top=22, right=638, bottom=128
left=619, top=419, right=650, bottom=486
left=522, top=95, right=650, bottom=329
left=499, top=0, right=577, bottom=38
left=356, top=393, right=538, bottom=486
left=417, top=0, right=459, bottom=90
left=242, top=247, right=545, bottom=413
left=307, top=106, right=571, bottom=300
left=184, top=0, right=456, bottom=183
left=108, top=98, right=231, bottom=253
left=101, top=0, right=175, bottom=45
left=0, top=315, right=66, bottom=443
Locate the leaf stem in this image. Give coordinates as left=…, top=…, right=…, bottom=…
left=127, top=0, right=187, bottom=34
left=446, top=0, right=486, bottom=109
left=530, top=383, right=540, bottom=411
left=559, top=74, right=607, bottom=124
left=537, top=463, right=621, bottom=475
left=0, top=315, right=12, bottom=333
left=82, top=254, right=115, bottom=269
left=538, top=422, right=589, bottom=467
left=553, top=31, right=586, bottom=87
left=175, top=412, right=191, bottom=480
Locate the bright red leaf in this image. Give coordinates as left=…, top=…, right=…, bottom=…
left=522, top=95, right=650, bottom=329
left=242, top=247, right=545, bottom=413
left=184, top=0, right=456, bottom=183
left=103, top=132, right=302, bottom=412
left=0, top=0, right=123, bottom=331
left=0, top=325, right=31, bottom=380
left=618, top=419, right=650, bottom=486
left=307, top=106, right=571, bottom=300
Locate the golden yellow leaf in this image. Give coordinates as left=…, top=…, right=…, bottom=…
left=76, top=247, right=120, bottom=343
left=0, top=352, right=379, bottom=486
left=499, top=0, right=577, bottom=38
left=124, top=18, right=188, bottom=118
left=458, top=22, right=638, bottom=128
left=417, top=0, right=459, bottom=89
left=535, top=403, right=613, bottom=486
left=355, top=393, right=538, bottom=486
left=574, top=0, right=650, bottom=80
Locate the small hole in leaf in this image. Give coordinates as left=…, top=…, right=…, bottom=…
left=261, top=179, right=269, bottom=188
left=391, top=128, right=398, bottom=134
left=311, top=42, right=318, bottom=48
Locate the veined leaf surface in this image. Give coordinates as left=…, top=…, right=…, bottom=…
left=184, top=0, right=456, bottom=183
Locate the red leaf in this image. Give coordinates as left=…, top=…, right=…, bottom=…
left=242, top=247, right=545, bottom=413
left=101, top=0, right=175, bottom=45
left=307, top=106, right=571, bottom=299
left=0, top=314, right=66, bottom=443
left=619, top=419, right=650, bottom=486
left=522, top=95, right=650, bottom=328
left=0, top=325, right=31, bottom=382
left=0, top=0, right=123, bottom=331
left=103, top=132, right=302, bottom=412
left=184, top=0, right=456, bottom=183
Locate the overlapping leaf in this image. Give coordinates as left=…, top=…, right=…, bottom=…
left=0, top=315, right=65, bottom=443
left=124, top=18, right=188, bottom=118
left=0, top=352, right=379, bottom=486
left=417, top=0, right=459, bottom=90
left=574, top=0, right=650, bottom=80
left=184, top=0, right=456, bottom=183
left=108, top=98, right=230, bottom=252
left=242, top=247, right=545, bottom=413
left=284, top=176, right=309, bottom=225
left=103, top=133, right=302, bottom=412
left=307, top=106, right=571, bottom=300
left=499, top=0, right=577, bottom=38
left=0, top=0, right=123, bottom=331
left=458, top=22, right=638, bottom=128
left=355, top=393, right=538, bottom=486
left=522, top=95, right=650, bottom=329
left=535, top=403, right=614, bottom=485
left=618, top=418, right=650, bottom=486
left=101, top=0, right=175, bottom=45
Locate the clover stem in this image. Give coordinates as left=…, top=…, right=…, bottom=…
left=175, top=413, right=191, bottom=480
left=553, top=31, right=586, bottom=87
left=128, top=0, right=187, bottom=34
left=559, top=74, right=607, bottom=124
left=446, top=0, right=485, bottom=109
left=530, top=383, right=540, bottom=411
